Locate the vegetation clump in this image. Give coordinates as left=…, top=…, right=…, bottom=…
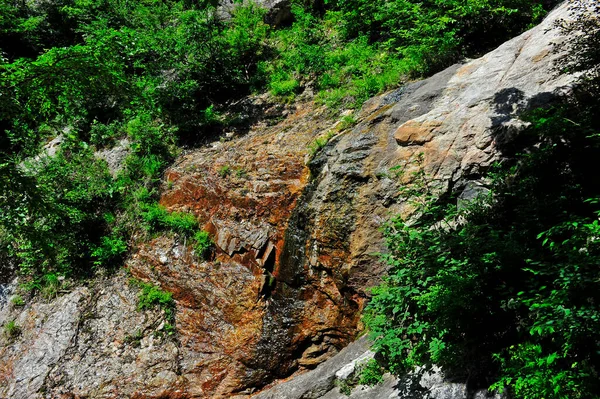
left=3, top=320, right=21, bottom=341
left=194, top=231, right=213, bottom=260
left=10, top=295, right=24, bottom=307
left=357, top=358, right=385, bottom=386
left=131, top=279, right=176, bottom=336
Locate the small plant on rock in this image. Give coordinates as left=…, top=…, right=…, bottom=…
left=131, top=279, right=176, bottom=336
left=357, top=358, right=385, bottom=386
left=10, top=295, right=24, bottom=307
left=308, top=130, right=337, bottom=158
left=124, top=329, right=144, bottom=348
left=141, top=203, right=198, bottom=236
left=218, top=165, right=231, bottom=177
left=233, top=167, right=247, bottom=179
left=335, top=378, right=354, bottom=396
left=3, top=320, right=21, bottom=340
left=136, top=281, right=174, bottom=314
left=194, top=231, right=213, bottom=260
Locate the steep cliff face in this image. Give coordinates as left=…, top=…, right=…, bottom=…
left=0, top=1, right=584, bottom=398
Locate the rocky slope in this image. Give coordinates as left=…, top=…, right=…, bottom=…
left=0, top=1, right=588, bottom=398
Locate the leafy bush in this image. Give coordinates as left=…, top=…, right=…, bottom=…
left=326, top=0, right=550, bottom=75
left=91, top=234, right=128, bottom=266
left=194, top=230, right=213, bottom=260
left=263, top=1, right=550, bottom=109
left=1, top=146, right=116, bottom=278
left=10, top=295, right=24, bottom=307
left=218, top=165, right=231, bottom=177
left=141, top=203, right=198, bottom=236
left=133, top=279, right=176, bottom=330
left=136, top=281, right=174, bottom=312
left=358, top=358, right=385, bottom=386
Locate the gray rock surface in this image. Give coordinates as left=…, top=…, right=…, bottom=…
left=95, top=138, right=130, bottom=175
left=252, top=337, right=502, bottom=399
left=0, top=273, right=183, bottom=398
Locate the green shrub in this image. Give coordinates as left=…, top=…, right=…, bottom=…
left=165, top=211, right=198, bottom=235
left=124, top=329, right=144, bottom=347
left=127, top=113, right=175, bottom=158
left=217, top=165, right=231, bottom=178
left=91, top=234, right=128, bottom=267
left=269, top=73, right=300, bottom=97
left=133, top=280, right=175, bottom=324
left=141, top=203, right=198, bottom=236
left=10, top=295, right=24, bottom=307
left=0, top=0, right=271, bottom=283
left=1, top=147, right=116, bottom=279
left=358, top=358, right=384, bottom=386
left=89, top=120, right=122, bottom=148
left=327, top=0, right=549, bottom=75
left=136, top=282, right=174, bottom=311
left=3, top=320, right=21, bottom=340
left=233, top=167, right=247, bottom=179
left=194, top=230, right=213, bottom=260
left=337, top=114, right=357, bottom=131
left=335, top=378, right=353, bottom=396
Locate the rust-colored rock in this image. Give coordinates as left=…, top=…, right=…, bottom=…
left=394, top=120, right=441, bottom=145
left=127, top=99, right=361, bottom=398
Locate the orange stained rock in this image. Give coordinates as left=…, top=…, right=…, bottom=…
left=394, top=120, right=442, bottom=145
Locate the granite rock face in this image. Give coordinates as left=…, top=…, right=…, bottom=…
left=0, top=1, right=588, bottom=398
left=0, top=275, right=184, bottom=398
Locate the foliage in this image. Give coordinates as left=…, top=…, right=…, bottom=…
left=357, top=358, right=385, bottom=386
left=0, top=146, right=116, bottom=278
left=91, top=233, right=128, bottom=267
left=194, top=231, right=213, bottom=260
left=217, top=164, right=231, bottom=177
left=141, top=203, right=198, bottom=236
left=308, top=129, right=337, bottom=157
left=266, top=6, right=407, bottom=108
left=132, top=279, right=176, bottom=327
left=365, top=93, right=600, bottom=398
left=335, top=378, right=353, bottom=396
left=124, top=328, right=144, bottom=348
left=263, top=0, right=551, bottom=108
left=10, top=295, right=24, bottom=307
left=3, top=320, right=21, bottom=340
left=325, top=0, right=549, bottom=75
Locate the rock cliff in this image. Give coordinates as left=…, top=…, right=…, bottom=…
left=0, top=1, right=588, bottom=398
